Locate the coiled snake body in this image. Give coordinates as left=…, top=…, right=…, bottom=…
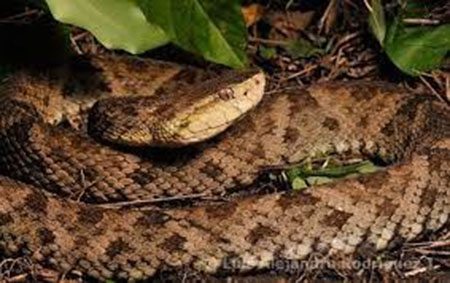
left=0, top=55, right=449, bottom=280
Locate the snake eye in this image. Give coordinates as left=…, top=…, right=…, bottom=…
left=179, top=120, right=190, bottom=129
left=218, top=88, right=235, bottom=101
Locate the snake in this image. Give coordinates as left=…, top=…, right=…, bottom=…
left=0, top=54, right=449, bottom=281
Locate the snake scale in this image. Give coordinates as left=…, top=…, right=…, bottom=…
left=0, top=55, right=450, bottom=281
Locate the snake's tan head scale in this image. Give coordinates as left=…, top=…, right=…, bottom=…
left=88, top=69, right=265, bottom=147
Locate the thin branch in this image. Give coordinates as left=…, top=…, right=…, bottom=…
left=403, top=18, right=441, bottom=25
left=94, top=193, right=208, bottom=209
left=363, top=0, right=373, bottom=13
left=280, top=65, right=318, bottom=82
left=0, top=9, right=41, bottom=23
left=249, top=36, right=288, bottom=46
left=420, top=76, right=445, bottom=102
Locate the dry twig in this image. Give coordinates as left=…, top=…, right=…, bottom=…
left=94, top=193, right=209, bottom=209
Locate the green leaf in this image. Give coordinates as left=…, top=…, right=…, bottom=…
left=139, top=0, right=248, bottom=68
left=286, top=160, right=379, bottom=189
left=371, top=0, right=450, bottom=76
left=306, top=176, right=333, bottom=186
left=292, top=177, right=307, bottom=191
left=45, top=0, right=169, bottom=54
left=384, top=20, right=450, bottom=76
left=288, top=161, right=377, bottom=179
left=356, top=162, right=379, bottom=174
left=367, top=0, right=386, bottom=44
left=284, top=39, right=325, bottom=59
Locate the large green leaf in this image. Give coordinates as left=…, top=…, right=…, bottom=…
left=45, top=0, right=169, bottom=54
left=140, top=0, right=248, bottom=68
left=384, top=20, right=450, bottom=76
left=368, top=0, right=450, bottom=76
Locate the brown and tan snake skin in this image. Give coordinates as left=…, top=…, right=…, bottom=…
left=0, top=55, right=450, bottom=281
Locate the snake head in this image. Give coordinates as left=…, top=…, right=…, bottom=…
left=88, top=69, right=265, bottom=147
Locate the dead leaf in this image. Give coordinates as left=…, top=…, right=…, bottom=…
left=287, top=10, right=315, bottom=30
left=241, top=4, right=265, bottom=27
left=267, top=10, right=315, bottom=33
